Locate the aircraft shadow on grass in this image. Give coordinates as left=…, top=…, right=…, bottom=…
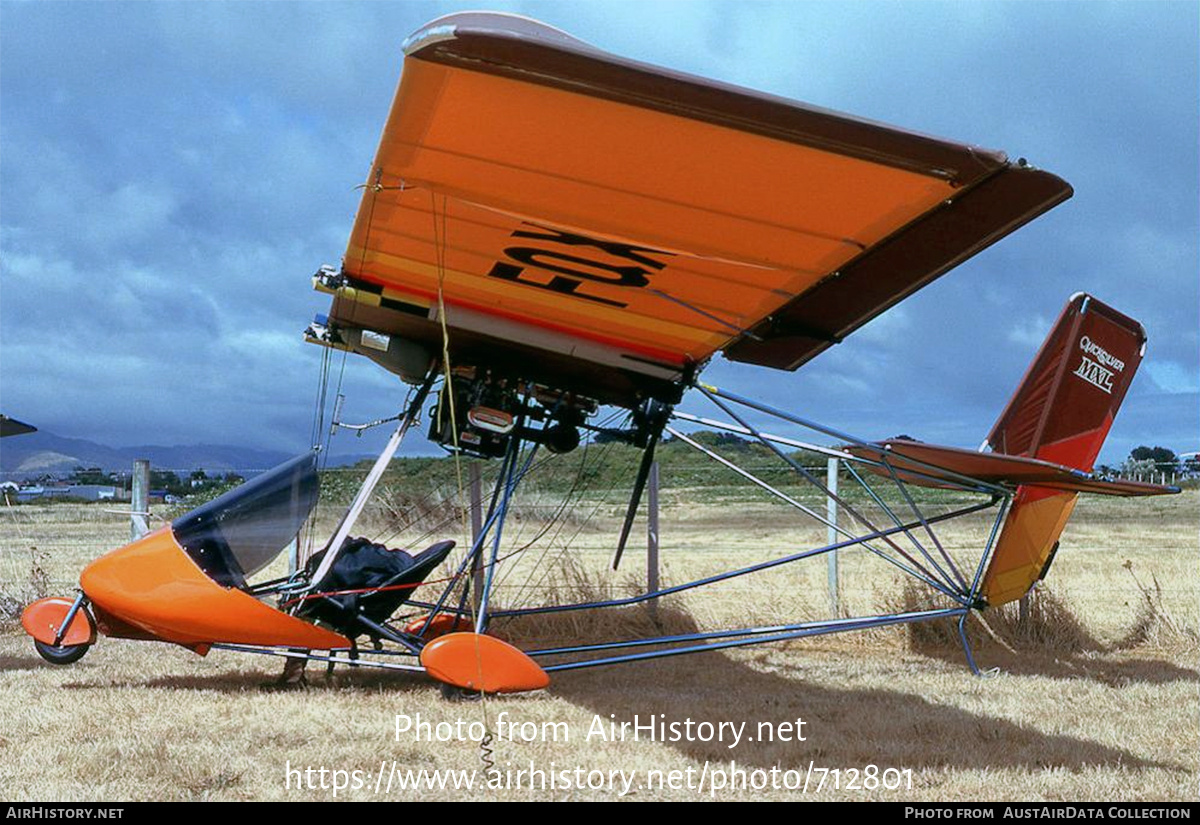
left=550, top=655, right=1186, bottom=773
left=927, top=645, right=1198, bottom=688
left=0, top=651, right=55, bottom=672
left=48, top=604, right=1191, bottom=774
left=540, top=615, right=1189, bottom=774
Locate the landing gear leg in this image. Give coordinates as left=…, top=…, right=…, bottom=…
left=264, top=649, right=308, bottom=690
left=958, top=613, right=982, bottom=676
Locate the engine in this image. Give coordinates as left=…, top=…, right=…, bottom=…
left=428, top=368, right=597, bottom=459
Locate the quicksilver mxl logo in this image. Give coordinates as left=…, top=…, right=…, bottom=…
left=1073, top=335, right=1125, bottom=394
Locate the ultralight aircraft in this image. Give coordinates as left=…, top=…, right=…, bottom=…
left=22, top=13, right=1178, bottom=694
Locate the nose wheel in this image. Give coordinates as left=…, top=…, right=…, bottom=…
left=22, top=594, right=96, bottom=666
left=33, top=639, right=91, bottom=665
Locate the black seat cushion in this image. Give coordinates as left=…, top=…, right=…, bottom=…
left=298, top=537, right=455, bottom=632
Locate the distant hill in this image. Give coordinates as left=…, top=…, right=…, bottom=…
left=0, top=430, right=299, bottom=480
left=0, top=426, right=816, bottom=490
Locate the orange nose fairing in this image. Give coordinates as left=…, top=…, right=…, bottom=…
left=80, top=527, right=350, bottom=649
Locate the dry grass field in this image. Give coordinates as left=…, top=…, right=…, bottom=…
left=1, top=484, right=1196, bottom=802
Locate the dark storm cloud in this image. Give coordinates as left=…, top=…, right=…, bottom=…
left=0, top=1, right=406, bottom=449
left=1, top=1, right=1195, bottom=463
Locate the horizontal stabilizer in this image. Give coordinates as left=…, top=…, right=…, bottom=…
left=844, top=439, right=1178, bottom=497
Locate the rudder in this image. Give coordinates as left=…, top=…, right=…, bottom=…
left=980, top=294, right=1146, bottom=606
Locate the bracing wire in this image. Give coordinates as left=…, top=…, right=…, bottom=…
left=491, top=415, right=625, bottom=604
left=367, top=408, right=630, bottom=616
left=426, top=188, right=497, bottom=766
left=301, top=344, right=334, bottom=564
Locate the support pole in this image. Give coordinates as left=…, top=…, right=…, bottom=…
left=647, top=460, right=660, bottom=621
left=826, top=456, right=839, bottom=617
left=131, top=459, right=150, bottom=541
left=469, top=461, right=484, bottom=616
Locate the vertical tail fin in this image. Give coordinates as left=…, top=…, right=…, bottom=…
left=980, top=294, right=1146, bottom=606
left=986, top=292, right=1146, bottom=470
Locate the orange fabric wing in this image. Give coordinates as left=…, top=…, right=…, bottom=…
left=325, top=12, right=1072, bottom=407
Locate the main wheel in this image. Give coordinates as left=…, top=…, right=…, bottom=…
left=440, top=682, right=483, bottom=702
left=33, top=639, right=90, bottom=665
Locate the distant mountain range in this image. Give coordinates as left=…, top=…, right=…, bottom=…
left=0, top=430, right=371, bottom=480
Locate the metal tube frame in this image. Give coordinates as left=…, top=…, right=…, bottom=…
left=230, top=376, right=1014, bottom=677
left=388, top=381, right=1013, bottom=673
left=475, top=433, right=540, bottom=633
left=540, top=608, right=970, bottom=673
left=697, top=384, right=967, bottom=596
left=663, top=425, right=970, bottom=602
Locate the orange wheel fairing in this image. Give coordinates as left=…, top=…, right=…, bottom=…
left=420, top=632, right=549, bottom=693
left=21, top=597, right=96, bottom=647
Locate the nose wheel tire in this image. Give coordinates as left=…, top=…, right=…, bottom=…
left=33, top=639, right=90, bottom=665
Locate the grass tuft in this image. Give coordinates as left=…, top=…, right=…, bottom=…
left=1116, top=560, right=1200, bottom=650
left=885, top=578, right=1099, bottom=655
left=0, top=546, right=51, bottom=624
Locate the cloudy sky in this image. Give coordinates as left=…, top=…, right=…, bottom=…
left=1, top=1, right=1196, bottom=466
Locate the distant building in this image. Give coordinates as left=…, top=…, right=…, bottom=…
left=16, top=485, right=48, bottom=502
left=1180, top=452, right=1200, bottom=479
left=15, top=484, right=119, bottom=502
left=67, top=485, right=119, bottom=502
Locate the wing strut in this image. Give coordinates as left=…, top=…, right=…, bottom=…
left=611, top=400, right=671, bottom=570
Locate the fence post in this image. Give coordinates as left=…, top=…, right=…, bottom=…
left=648, top=460, right=667, bottom=623
left=652, top=458, right=662, bottom=592
left=469, top=461, right=484, bottom=615
left=826, top=456, right=840, bottom=617
left=131, top=459, right=150, bottom=541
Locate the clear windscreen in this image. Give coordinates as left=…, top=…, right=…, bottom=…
left=172, top=452, right=320, bottom=588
